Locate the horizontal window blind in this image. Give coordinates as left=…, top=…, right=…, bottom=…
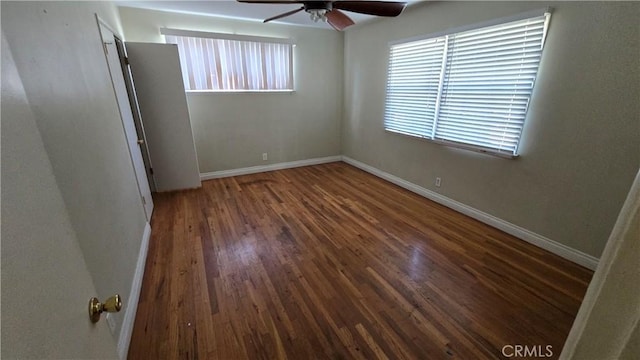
left=385, top=37, right=445, bottom=137
left=384, top=12, right=551, bottom=156
left=163, top=30, right=293, bottom=91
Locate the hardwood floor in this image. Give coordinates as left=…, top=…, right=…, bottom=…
left=128, top=162, right=593, bottom=359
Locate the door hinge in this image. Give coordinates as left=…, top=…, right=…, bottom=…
left=102, top=41, right=113, bottom=55
left=124, top=56, right=130, bottom=65
left=149, top=167, right=154, bottom=175
left=142, top=196, right=146, bottom=205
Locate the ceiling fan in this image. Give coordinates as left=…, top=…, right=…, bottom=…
left=237, top=1, right=408, bottom=31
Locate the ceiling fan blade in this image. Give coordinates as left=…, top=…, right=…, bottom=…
left=263, top=6, right=304, bottom=23
left=333, top=1, right=407, bottom=17
left=326, top=9, right=355, bottom=31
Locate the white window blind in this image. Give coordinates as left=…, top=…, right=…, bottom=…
left=385, top=37, right=445, bottom=136
left=162, top=28, right=293, bottom=91
left=384, top=11, right=551, bottom=156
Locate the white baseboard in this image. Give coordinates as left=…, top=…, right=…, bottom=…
left=200, top=155, right=342, bottom=180
left=341, top=156, right=599, bottom=270
left=118, top=222, right=152, bottom=360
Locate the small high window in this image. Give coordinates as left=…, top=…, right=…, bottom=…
left=162, top=28, right=294, bottom=92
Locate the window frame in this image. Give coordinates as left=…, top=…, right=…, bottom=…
left=160, top=28, right=296, bottom=93
left=383, top=8, right=552, bottom=158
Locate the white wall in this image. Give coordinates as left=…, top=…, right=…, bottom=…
left=1, top=0, right=148, bottom=343
left=119, top=7, right=343, bottom=173
left=342, top=1, right=640, bottom=258
left=1, top=33, right=118, bottom=359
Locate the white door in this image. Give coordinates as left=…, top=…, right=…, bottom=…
left=98, top=21, right=154, bottom=220
left=126, top=42, right=202, bottom=192
left=1, top=33, right=118, bottom=359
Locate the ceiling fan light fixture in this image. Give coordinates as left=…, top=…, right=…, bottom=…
left=308, top=9, right=328, bottom=22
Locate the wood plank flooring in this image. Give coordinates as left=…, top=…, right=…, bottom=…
left=128, top=162, right=593, bottom=359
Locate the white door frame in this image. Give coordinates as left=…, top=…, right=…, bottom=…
left=96, top=15, right=154, bottom=221
left=112, top=35, right=157, bottom=192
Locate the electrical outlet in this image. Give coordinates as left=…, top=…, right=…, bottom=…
left=262, top=153, right=268, bottom=161
left=435, top=177, right=441, bottom=187
left=106, top=313, right=117, bottom=334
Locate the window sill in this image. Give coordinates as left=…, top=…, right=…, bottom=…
left=385, top=129, right=519, bottom=159
left=186, top=89, right=295, bottom=94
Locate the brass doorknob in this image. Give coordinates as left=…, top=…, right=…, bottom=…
left=89, top=294, right=122, bottom=323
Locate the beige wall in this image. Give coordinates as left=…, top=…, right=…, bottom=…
left=342, top=1, right=640, bottom=258
left=1, top=0, right=148, bottom=343
left=119, top=7, right=343, bottom=173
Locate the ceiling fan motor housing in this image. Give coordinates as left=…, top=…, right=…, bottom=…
left=303, top=2, right=333, bottom=12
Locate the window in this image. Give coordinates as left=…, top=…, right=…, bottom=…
left=161, top=28, right=294, bottom=92
left=384, top=10, right=551, bottom=157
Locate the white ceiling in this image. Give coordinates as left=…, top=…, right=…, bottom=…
left=115, top=0, right=418, bottom=30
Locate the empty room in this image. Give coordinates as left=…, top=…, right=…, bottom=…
left=1, top=1, right=638, bottom=359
